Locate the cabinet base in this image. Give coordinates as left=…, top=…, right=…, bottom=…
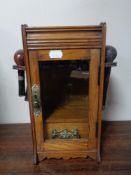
left=33, top=154, right=38, bottom=165
left=37, top=150, right=98, bottom=162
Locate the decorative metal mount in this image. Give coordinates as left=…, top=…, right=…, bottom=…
left=32, top=84, right=41, bottom=117
left=52, top=128, right=80, bottom=139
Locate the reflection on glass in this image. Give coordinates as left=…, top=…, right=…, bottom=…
left=39, top=60, right=89, bottom=140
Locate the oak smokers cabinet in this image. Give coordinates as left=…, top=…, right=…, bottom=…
left=22, top=24, right=106, bottom=164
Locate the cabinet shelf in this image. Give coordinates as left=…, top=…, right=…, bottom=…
left=45, top=95, right=88, bottom=124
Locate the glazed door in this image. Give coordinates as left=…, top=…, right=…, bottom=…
left=28, top=49, right=100, bottom=153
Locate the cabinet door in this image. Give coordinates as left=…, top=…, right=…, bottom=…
left=28, top=49, right=100, bottom=155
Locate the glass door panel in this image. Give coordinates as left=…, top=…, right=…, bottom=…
left=39, top=60, right=89, bottom=140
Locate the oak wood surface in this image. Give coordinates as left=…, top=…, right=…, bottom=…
left=28, top=49, right=98, bottom=160
left=97, top=23, right=106, bottom=162
left=0, top=121, right=131, bottom=175
left=25, top=25, right=103, bottom=50
left=22, top=24, right=106, bottom=162
left=22, top=25, right=38, bottom=164
left=29, top=51, right=44, bottom=151
left=36, top=49, right=90, bottom=61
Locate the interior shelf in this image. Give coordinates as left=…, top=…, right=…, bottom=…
left=45, top=95, right=88, bottom=123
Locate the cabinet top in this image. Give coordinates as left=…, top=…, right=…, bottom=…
left=22, top=23, right=105, bottom=31
left=22, top=23, right=106, bottom=50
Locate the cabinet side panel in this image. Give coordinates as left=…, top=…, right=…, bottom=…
left=97, top=23, right=106, bottom=162
left=21, top=25, right=37, bottom=163
left=88, top=49, right=100, bottom=139
left=28, top=51, right=44, bottom=151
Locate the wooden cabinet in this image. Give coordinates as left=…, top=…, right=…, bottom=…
left=21, top=24, right=106, bottom=164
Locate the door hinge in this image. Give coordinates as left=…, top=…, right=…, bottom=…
left=98, top=65, right=101, bottom=86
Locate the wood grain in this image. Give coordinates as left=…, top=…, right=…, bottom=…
left=37, top=49, right=90, bottom=61
left=22, top=24, right=106, bottom=162
left=21, top=25, right=38, bottom=164
left=25, top=26, right=103, bottom=50
left=28, top=51, right=44, bottom=151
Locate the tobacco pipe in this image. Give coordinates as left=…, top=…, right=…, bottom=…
left=14, top=50, right=25, bottom=96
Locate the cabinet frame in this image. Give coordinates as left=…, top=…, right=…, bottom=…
left=22, top=24, right=106, bottom=164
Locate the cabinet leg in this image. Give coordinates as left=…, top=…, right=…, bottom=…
left=33, top=153, right=38, bottom=165
left=97, top=151, right=101, bottom=163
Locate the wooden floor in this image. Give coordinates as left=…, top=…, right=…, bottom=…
left=0, top=121, right=131, bottom=175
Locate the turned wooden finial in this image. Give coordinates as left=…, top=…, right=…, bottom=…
left=14, top=49, right=25, bottom=96
left=14, top=49, right=24, bottom=66
left=106, top=45, right=117, bottom=62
